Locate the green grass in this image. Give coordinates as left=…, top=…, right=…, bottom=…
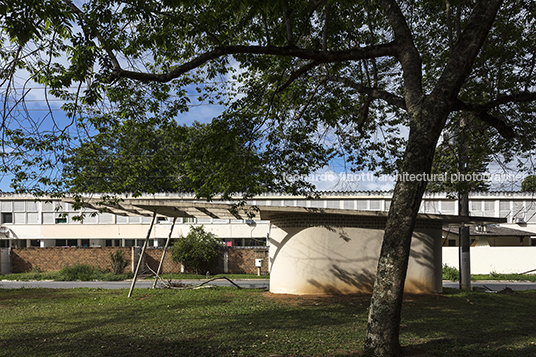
left=442, top=265, right=536, bottom=282
left=0, top=287, right=535, bottom=356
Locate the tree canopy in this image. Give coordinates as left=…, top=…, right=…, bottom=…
left=61, top=119, right=283, bottom=198
left=2, top=1, right=536, bottom=356
left=521, top=175, right=536, bottom=192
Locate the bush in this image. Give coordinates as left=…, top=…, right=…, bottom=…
left=442, top=264, right=459, bottom=281
left=171, top=226, right=221, bottom=274
left=110, top=250, right=128, bottom=274
left=58, top=263, right=104, bottom=281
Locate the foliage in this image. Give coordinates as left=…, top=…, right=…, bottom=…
left=58, top=263, right=107, bottom=281
left=170, top=226, right=222, bottom=274
left=442, top=264, right=459, bottom=282
left=109, top=250, right=127, bottom=275
left=428, top=114, right=493, bottom=194
left=55, top=263, right=132, bottom=281
left=521, top=175, right=536, bottom=192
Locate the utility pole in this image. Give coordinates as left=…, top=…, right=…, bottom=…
left=458, top=114, right=471, bottom=291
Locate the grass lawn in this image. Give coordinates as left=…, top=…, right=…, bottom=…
left=1, top=287, right=535, bottom=356
left=442, top=265, right=536, bottom=282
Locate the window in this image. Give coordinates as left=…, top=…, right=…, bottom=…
left=56, top=239, right=67, bottom=246
left=67, top=239, right=77, bottom=247
left=244, top=238, right=266, bottom=247
left=183, top=217, right=195, bottom=223
left=1, top=213, right=12, bottom=224
left=448, top=239, right=457, bottom=247
left=55, top=217, right=67, bottom=224
left=81, top=239, right=89, bottom=247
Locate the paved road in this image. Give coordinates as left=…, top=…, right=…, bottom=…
left=1, top=279, right=535, bottom=292
left=0, top=279, right=269, bottom=290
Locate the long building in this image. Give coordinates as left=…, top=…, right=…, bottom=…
left=0, top=191, right=535, bottom=249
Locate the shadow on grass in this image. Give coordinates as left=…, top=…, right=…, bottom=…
left=400, top=289, right=536, bottom=356
left=1, top=288, right=536, bottom=356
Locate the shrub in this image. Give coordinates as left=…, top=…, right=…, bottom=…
left=58, top=263, right=103, bottom=281
left=171, top=226, right=222, bottom=274
left=442, top=264, right=459, bottom=281
left=110, top=250, right=128, bottom=274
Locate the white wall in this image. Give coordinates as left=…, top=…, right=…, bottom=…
left=0, top=248, right=10, bottom=274
left=443, top=247, right=536, bottom=275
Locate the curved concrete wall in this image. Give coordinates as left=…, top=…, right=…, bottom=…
left=268, top=213, right=442, bottom=295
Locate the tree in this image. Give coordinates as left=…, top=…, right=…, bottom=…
left=170, top=226, right=221, bottom=274
left=62, top=119, right=269, bottom=197
left=2, top=1, right=536, bottom=356
left=521, top=175, right=536, bottom=192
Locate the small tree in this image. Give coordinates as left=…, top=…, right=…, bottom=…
left=110, top=250, right=128, bottom=275
left=521, top=175, right=536, bottom=193
left=171, top=226, right=221, bottom=274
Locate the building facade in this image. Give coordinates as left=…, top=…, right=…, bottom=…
left=1, top=191, right=536, bottom=249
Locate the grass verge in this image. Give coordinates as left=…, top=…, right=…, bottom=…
left=0, top=287, right=535, bottom=356
left=442, top=264, right=536, bottom=282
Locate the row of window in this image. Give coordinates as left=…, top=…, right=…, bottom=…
left=0, top=212, right=253, bottom=225
left=0, top=237, right=267, bottom=248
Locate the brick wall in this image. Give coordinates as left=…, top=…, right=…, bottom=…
left=11, top=247, right=133, bottom=273
left=225, top=247, right=269, bottom=275
left=10, top=246, right=269, bottom=275
left=144, top=248, right=182, bottom=274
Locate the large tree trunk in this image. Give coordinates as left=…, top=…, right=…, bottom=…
left=363, top=100, right=449, bottom=356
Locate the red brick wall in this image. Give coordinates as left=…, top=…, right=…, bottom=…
left=11, top=247, right=133, bottom=273
left=144, top=248, right=182, bottom=273
left=226, top=247, right=269, bottom=275
left=10, top=246, right=268, bottom=275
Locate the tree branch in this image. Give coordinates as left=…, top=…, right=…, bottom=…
left=474, top=111, right=515, bottom=139
left=455, top=92, right=536, bottom=111
left=432, top=0, right=503, bottom=103
left=325, top=75, right=406, bottom=109
left=322, top=3, right=331, bottom=51
left=454, top=99, right=518, bottom=139
left=283, top=0, right=295, bottom=47
left=276, top=61, right=319, bottom=93
left=109, top=43, right=398, bottom=83
left=378, top=0, right=423, bottom=107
